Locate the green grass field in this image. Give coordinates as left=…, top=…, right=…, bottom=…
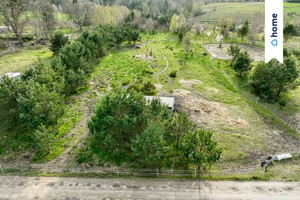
left=0, top=47, right=52, bottom=75
left=198, top=2, right=300, bottom=24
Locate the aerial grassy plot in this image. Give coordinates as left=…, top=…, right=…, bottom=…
left=1, top=0, right=300, bottom=185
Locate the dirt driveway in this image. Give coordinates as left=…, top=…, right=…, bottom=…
left=204, top=44, right=265, bottom=61
left=0, top=176, right=299, bottom=200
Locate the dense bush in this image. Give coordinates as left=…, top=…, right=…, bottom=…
left=169, top=70, right=177, bottom=77
left=49, top=32, right=69, bottom=55
left=228, top=44, right=241, bottom=66
left=0, top=24, right=138, bottom=156
left=228, top=45, right=252, bottom=77
left=17, top=80, right=64, bottom=132
left=250, top=58, right=299, bottom=101
left=181, top=130, right=222, bottom=169
left=283, top=48, right=291, bottom=57
left=131, top=123, right=166, bottom=168
left=140, top=81, right=156, bottom=95
left=293, top=49, right=300, bottom=57
left=88, top=90, right=222, bottom=169
left=233, top=51, right=253, bottom=77
left=128, top=81, right=157, bottom=96
left=0, top=77, right=25, bottom=129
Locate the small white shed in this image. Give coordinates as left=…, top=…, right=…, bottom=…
left=144, top=96, right=175, bottom=110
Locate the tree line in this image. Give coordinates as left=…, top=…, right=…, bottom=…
left=228, top=45, right=299, bottom=103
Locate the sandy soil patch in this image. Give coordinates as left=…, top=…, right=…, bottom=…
left=174, top=94, right=227, bottom=126
left=155, top=84, right=163, bottom=91
left=207, top=87, right=219, bottom=93
left=204, top=44, right=264, bottom=61
left=226, top=118, right=248, bottom=127
left=173, top=89, right=191, bottom=97
left=135, top=55, right=154, bottom=60
left=179, top=79, right=203, bottom=87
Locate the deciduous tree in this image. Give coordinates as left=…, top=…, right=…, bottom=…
left=62, top=0, right=94, bottom=32
left=0, top=0, right=28, bottom=46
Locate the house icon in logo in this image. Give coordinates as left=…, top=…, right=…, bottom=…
left=271, top=39, right=278, bottom=46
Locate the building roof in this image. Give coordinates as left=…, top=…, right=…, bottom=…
left=144, top=96, right=175, bottom=110
left=0, top=72, right=22, bottom=80
left=0, top=26, right=12, bottom=30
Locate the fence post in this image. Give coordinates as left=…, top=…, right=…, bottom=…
left=194, top=168, right=197, bottom=178
left=157, top=168, right=159, bottom=177
left=256, top=97, right=259, bottom=104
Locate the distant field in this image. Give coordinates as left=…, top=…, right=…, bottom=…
left=0, top=47, right=52, bottom=75
left=198, top=2, right=300, bottom=24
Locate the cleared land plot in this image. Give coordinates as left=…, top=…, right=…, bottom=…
left=0, top=47, right=52, bottom=75
left=204, top=44, right=265, bottom=61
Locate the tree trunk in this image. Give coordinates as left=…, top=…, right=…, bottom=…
left=15, top=32, right=23, bottom=47
left=277, top=85, right=283, bottom=98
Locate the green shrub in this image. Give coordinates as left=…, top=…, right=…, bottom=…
left=88, top=90, right=222, bottom=168
left=250, top=58, right=299, bottom=101
left=283, top=48, right=291, bottom=57
left=228, top=44, right=241, bottom=66
left=181, top=130, right=222, bottom=169
left=293, top=49, right=300, bottom=57
left=279, top=100, right=287, bottom=107
left=127, top=84, right=140, bottom=93
left=169, top=70, right=177, bottom=78
left=88, top=90, right=169, bottom=162
left=233, top=51, right=253, bottom=77
left=140, top=81, right=156, bottom=95
left=0, top=76, right=25, bottom=129
left=17, top=80, right=64, bottom=132
left=131, top=123, right=165, bottom=168
left=50, top=32, right=69, bottom=55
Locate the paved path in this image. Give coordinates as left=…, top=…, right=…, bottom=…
left=0, top=176, right=299, bottom=200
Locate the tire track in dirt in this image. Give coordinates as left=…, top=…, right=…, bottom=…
left=0, top=176, right=299, bottom=200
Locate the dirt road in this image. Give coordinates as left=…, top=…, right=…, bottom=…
left=0, top=176, right=299, bottom=200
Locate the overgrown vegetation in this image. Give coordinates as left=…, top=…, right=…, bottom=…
left=1, top=0, right=300, bottom=181
left=0, top=24, right=139, bottom=158
left=250, top=58, right=299, bottom=101
left=88, top=90, right=222, bottom=169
